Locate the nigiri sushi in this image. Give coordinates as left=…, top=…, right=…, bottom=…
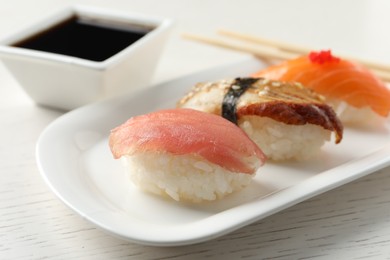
left=177, top=78, right=343, bottom=161
left=252, top=50, right=390, bottom=124
left=109, top=108, right=266, bottom=202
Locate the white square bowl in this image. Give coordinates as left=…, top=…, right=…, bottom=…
left=0, top=5, right=173, bottom=110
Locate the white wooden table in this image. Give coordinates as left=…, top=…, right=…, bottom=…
left=1, top=0, right=390, bottom=259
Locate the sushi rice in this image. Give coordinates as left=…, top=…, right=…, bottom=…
left=121, top=153, right=257, bottom=202
left=239, top=116, right=330, bottom=161
left=330, top=100, right=387, bottom=125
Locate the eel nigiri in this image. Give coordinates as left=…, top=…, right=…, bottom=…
left=252, top=50, right=390, bottom=123
left=109, top=108, right=266, bottom=202
left=177, top=78, right=343, bottom=161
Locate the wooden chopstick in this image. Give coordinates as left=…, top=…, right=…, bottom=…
left=182, top=32, right=390, bottom=82
left=218, top=29, right=390, bottom=73
left=218, top=29, right=311, bottom=55
left=181, top=33, right=297, bottom=60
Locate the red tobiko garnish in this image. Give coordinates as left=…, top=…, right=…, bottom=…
left=309, top=50, right=340, bottom=64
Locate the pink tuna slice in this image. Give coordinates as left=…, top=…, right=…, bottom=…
left=109, top=108, right=266, bottom=174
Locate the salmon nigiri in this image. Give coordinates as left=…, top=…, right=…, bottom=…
left=109, top=108, right=266, bottom=202
left=252, top=50, right=390, bottom=123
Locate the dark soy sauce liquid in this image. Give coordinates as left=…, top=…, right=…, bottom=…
left=13, top=16, right=152, bottom=62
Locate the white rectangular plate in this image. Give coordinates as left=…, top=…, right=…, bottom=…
left=36, top=58, right=390, bottom=246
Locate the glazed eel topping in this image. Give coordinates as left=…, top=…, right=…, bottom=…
left=177, top=77, right=343, bottom=144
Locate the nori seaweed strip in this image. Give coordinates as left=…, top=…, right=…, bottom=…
left=222, top=77, right=259, bottom=124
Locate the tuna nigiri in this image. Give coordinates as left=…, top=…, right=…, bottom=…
left=109, top=108, right=266, bottom=202
left=178, top=78, right=343, bottom=161
left=252, top=50, right=390, bottom=123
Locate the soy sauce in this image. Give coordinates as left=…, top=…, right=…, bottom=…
left=13, top=16, right=152, bottom=62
